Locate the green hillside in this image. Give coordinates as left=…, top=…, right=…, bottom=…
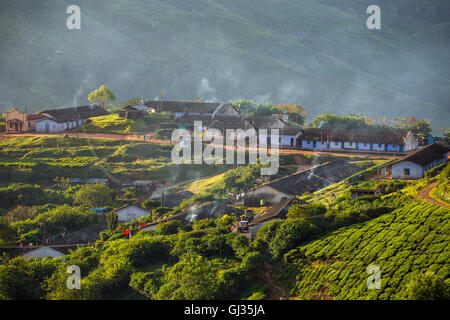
left=0, top=0, right=449, bottom=129
left=286, top=201, right=449, bottom=299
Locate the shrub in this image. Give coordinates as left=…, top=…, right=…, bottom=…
left=406, top=272, right=450, bottom=300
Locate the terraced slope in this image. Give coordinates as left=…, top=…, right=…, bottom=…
left=286, top=201, right=450, bottom=299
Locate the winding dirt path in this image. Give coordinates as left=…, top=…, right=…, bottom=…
left=418, top=181, right=449, bottom=207
left=262, top=262, right=288, bottom=300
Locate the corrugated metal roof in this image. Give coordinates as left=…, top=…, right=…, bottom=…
left=386, top=142, right=449, bottom=167
left=41, top=105, right=109, bottom=122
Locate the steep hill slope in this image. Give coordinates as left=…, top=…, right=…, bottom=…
left=285, top=201, right=449, bottom=299
left=0, top=0, right=449, bottom=128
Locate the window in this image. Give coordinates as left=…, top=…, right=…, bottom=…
left=403, top=168, right=410, bottom=176
left=9, top=123, right=12, bottom=129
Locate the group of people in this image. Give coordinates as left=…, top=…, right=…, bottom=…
left=18, top=231, right=67, bottom=249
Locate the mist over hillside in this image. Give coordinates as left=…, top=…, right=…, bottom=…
left=0, top=0, right=449, bottom=129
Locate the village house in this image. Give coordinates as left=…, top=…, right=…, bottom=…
left=5, top=108, right=28, bottom=133
left=296, top=128, right=418, bottom=153
left=116, top=204, right=149, bottom=222
left=277, top=127, right=302, bottom=147
left=118, top=104, right=152, bottom=119
left=35, top=105, right=109, bottom=133
left=144, top=100, right=239, bottom=119
left=381, top=142, right=449, bottom=179
left=246, top=160, right=362, bottom=204
left=26, top=113, right=49, bottom=131
left=246, top=197, right=306, bottom=238
left=177, top=113, right=292, bottom=147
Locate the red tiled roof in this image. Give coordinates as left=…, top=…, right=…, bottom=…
left=27, top=113, right=48, bottom=121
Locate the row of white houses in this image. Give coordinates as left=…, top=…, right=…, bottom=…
left=5, top=105, right=109, bottom=133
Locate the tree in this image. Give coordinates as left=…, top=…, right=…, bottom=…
left=394, top=117, right=432, bottom=138
left=87, top=85, right=116, bottom=109
left=277, top=103, right=307, bottom=125
left=156, top=220, right=181, bottom=235
left=141, top=200, right=160, bottom=210
left=444, top=129, right=450, bottom=145
left=106, top=211, right=118, bottom=232
left=311, top=113, right=372, bottom=129
left=0, top=217, right=15, bottom=245
left=5, top=206, right=35, bottom=223
left=74, top=183, right=115, bottom=208
left=406, top=272, right=449, bottom=300
left=124, top=187, right=138, bottom=200
left=287, top=203, right=327, bottom=220
left=158, top=253, right=219, bottom=299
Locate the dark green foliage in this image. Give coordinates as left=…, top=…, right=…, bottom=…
left=156, top=220, right=182, bottom=235
left=141, top=200, right=160, bottom=210
left=406, top=272, right=450, bottom=300
left=106, top=211, right=118, bottom=232
left=129, top=271, right=163, bottom=299
left=11, top=205, right=97, bottom=243
left=74, top=183, right=115, bottom=208
left=0, top=183, right=68, bottom=210
left=0, top=256, right=60, bottom=300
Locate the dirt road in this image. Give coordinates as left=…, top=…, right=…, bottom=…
left=1, top=132, right=395, bottom=158
left=418, top=181, right=449, bottom=207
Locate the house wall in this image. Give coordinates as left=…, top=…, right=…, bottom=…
left=404, top=133, right=419, bottom=151
left=117, top=206, right=149, bottom=222
left=343, top=142, right=357, bottom=149
left=27, top=120, right=38, bottom=131
left=372, top=143, right=385, bottom=151
left=279, top=135, right=297, bottom=147
left=329, top=141, right=342, bottom=149
left=392, top=161, right=424, bottom=179
left=36, top=119, right=84, bottom=132
left=387, top=144, right=401, bottom=152
left=247, top=185, right=291, bottom=204
left=301, top=140, right=314, bottom=148
left=36, top=119, right=61, bottom=132
left=358, top=142, right=371, bottom=150
left=6, top=109, right=28, bottom=132
left=315, top=141, right=328, bottom=149
left=423, top=155, right=448, bottom=171
left=258, top=133, right=280, bottom=146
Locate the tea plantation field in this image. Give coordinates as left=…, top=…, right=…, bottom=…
left=286, top=201, right=450, bottom=299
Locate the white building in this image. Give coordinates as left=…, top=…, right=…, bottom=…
left=35, top=105, right=108, bottom=133
left=296, top=128, right=419, bottom=153
left=382, top=143, right=449, bottom=179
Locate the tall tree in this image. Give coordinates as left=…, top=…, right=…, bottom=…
left=74, top=183, right=115, bottom=208
left=88, top=85, right=116, bottom=109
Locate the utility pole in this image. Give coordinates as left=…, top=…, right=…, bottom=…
left=159, top=92, right=164, bottom=112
